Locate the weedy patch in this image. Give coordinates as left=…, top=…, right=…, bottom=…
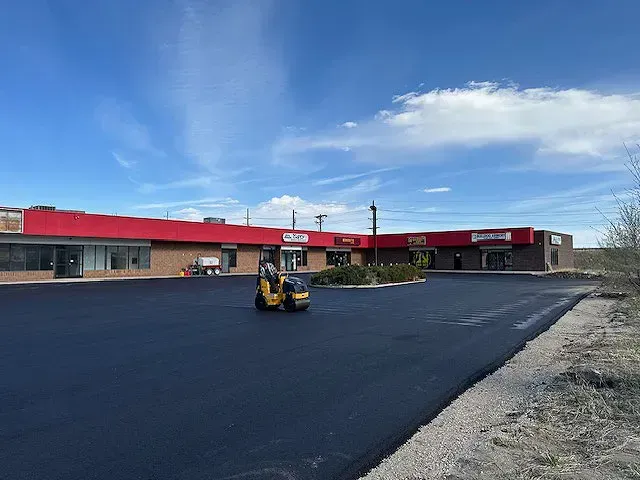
left=449, top=296, right=640, bottom=480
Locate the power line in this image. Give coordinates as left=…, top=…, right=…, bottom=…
left=378, top=208, right=618, bottom=217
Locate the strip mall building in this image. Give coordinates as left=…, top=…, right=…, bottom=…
left=0, top=206, right=574, bottom=282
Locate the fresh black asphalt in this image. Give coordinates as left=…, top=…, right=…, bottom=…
left=0, top=274, right=597, bottom=480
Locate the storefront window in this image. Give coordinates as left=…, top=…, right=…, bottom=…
left=0, top=245, right=9, bottom=271
left=107, top=246, right=128, bottom=270
left=128, top=247, right=139, bottom=269
left=326, top=251, right=351, bottom=267
left=261, top=248, right=276, bottom=264
left=25, top=246, right=40, bottom=270
left=483, top=250, right=513, bottom=271
left=95, top=246, right=106, bottom=270
left=9, top=245, right=25, bottom=271
left=84, top=246, right=96, bottom=270
left=40, top=246, right=54, bottom=271
left=139, top=247, right=150, bottom=269
left=410, top=250, right=435, bottom=269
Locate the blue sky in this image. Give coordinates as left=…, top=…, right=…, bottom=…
left=1, top=0, right=640, bottom=246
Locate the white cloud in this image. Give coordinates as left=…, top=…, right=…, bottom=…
left=423, top=186, right=451, bottom=193
left=275, top=81, right=640, bottom=170
left=96, top=99, right=165, bottom=157
left=339, top=121, right=358, bottom=129
left=249, top=195, right=364, bottom=230
left=173, top=207, right=203, bottom=221
left=313, top=167, right=397, bottom=186
left=112, top=152, right=135, bottom=169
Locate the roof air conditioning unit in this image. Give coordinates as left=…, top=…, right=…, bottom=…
left=204, top=217, right=225, bottom=224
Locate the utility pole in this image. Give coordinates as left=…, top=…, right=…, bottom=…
left=314, top=213, right=327, bottom=232
left=166, top=211, right=169, bottom=220
left=292, top=209, right=297, bottom=230
left=245, top=208, right=251, bottom=226
left=369, top=200, right=378, bottom=266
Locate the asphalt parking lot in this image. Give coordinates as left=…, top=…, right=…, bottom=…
left=0, top=274, right=597, bottom=480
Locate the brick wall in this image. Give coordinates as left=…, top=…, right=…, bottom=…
left=512, top=241, right=545, bottom=271
left=351, top=249, right=366, bottom=266
left=230, top=245, right=260, bottom=274
left=0, top=270, right=55, bottom=282
left=541, top=230, right=574, bottom=270
left=434, top=247, right=481, bottom=270
left=305, top=248, right=326, bottom=271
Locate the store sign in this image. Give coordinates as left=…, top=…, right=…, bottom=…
left=0, top=208, right=23, bottom=234
left=471, top=232, right=512, bottom=242
left=282, top=232, right=309, bottom=243
left=407, top=236, right=427, bottom=246
left=334, top=236, right=361, bottom=246
left=550, top=234, right=562, bottom=246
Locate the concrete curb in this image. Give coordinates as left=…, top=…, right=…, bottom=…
left=310, top=279, right=427, bottom=289
left=426, top=269, right=542, bottom=275
left=0, top=270, right=323, bottom=287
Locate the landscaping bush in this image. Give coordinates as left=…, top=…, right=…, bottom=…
left=310, top=264, right=425, bottom=286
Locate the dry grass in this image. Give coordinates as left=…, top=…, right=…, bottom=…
left=448, top=297, right=640, bottom=480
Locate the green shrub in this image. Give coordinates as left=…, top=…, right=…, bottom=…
left=310, top=264, right=425, bottom=286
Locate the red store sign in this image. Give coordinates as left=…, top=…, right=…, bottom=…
left=334, top=236, right=361, bottom=246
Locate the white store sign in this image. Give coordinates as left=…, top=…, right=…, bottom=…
left=471, top=231, right=512, bottom=242
left=550, top=234, right=562, bottom=245
left=282, top=232, right=309, bottom=243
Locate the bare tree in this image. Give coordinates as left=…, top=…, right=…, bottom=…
left=599, top=144, right=640, bottom=289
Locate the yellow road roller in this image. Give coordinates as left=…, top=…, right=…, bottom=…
left=255, top=260, right=310, bottom=312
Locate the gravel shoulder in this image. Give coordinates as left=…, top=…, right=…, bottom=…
left=360, top=292, right=639, bottom=479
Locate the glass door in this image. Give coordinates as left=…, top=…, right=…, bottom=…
left=54, top=246, right=84, bottom=278
left=282, top=251, right=297, bottom=271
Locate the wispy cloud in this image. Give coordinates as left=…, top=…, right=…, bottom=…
left=339, top=121, right=358, bottom=129
left=423, top=186, right=451, bottom=193
left=312, top=167, right=397, bottom=186
left=137, top=167, right=255, bottom=193
left=134, top=197, right=240, bottom=210
left=96, top=99, right=165, bottom=157
left=164, top=0, right=286, bottom=173
left=274, top=81, right=640, bottom=171
left=112, top=152, right=135, bottom=169
left=506, top=180, right=625, bottom=212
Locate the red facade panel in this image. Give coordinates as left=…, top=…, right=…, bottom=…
left=375, top=227, right=534, bottom=248
left=17, top=208, right=534, bottom=249
left=21, top=209, right=370, bottom=247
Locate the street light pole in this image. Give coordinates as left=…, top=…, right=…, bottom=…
left=369, top=200, right=378, bottom=266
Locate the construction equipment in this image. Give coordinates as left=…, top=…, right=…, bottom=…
left=255, top=260, right=310, bottom=312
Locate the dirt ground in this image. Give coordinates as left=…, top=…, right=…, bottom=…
left=361, top=292, right=640, bottom=480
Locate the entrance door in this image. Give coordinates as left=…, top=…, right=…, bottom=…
left=486, top=252, right=507, bottom=271
left=454, top=252, right=462, bottom=270
left=55, top=246, right=83, bottom=278
left=282, top=251, right=296, bottom=271
left=221, top=251, right=230, bottom=273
